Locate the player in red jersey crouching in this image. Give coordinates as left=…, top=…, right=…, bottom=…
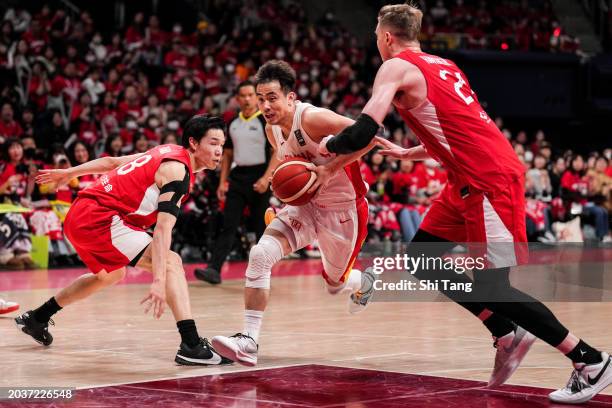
left=15, top=115, right=231, bottom=366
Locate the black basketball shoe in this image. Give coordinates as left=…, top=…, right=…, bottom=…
left=194, top=267, right=222, bottom=284
left=175, top=337, right=233, bottom=366
left=15, top=311, right=54, bottom=346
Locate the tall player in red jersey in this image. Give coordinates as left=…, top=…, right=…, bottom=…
left=320, top=4, right=612, bottom=404
left=15, top=115, right=231, bottom=366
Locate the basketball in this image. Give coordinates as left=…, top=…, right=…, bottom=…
left=271, top=157, right=317, bottom=206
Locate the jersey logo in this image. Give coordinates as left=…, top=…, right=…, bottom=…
left=289, top=218, right=302, bottom=231
left=294, top=129, right=306, bottom=146
left=159, top=146, right=172, bottom=155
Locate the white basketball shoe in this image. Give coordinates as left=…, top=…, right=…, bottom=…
left=211, top=333, right=259, bottom=367
left=549, top=352, right=612, bottom=404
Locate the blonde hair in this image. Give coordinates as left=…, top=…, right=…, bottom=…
left=378, top=2, right=423, bottom=42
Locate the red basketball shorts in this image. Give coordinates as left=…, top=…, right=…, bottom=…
left=63, top=198, right=152, bottom=273
left=419, top=177, right=528, bottom=268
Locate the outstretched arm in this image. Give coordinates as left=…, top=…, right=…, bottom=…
left=35, top=153, right=145, bottom=187
left=322, top=58, right=416, bottom=155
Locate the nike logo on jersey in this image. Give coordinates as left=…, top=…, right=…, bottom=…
left=340, top=219, right=351, bottom=224
left=588, top=356, right=610, bottom=386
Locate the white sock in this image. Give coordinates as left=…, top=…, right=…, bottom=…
left=243, top=309, right=264, bottom=343
left=345, top=269, right=363, bottom=293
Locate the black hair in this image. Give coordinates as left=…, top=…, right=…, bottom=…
left=254, top=60, right=296, bottom=94
left=236, top=80, right=255, bottom=94
left=181, top=114, right=225, bottom=149
left=104, top=133, right=123, bottom=157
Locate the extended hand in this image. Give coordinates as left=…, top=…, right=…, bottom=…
left=140, top=279, right=166, bottom=319
left=375, top=136, right=411, bottom=160
left=35, top=168, right=72, bottom=188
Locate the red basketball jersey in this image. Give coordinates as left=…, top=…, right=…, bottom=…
left=394, top=50, right=523, bottom=193
left=78, top=144, right=194, bottom=229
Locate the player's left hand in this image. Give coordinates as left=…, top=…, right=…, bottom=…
left=253, top=177, right=270, bottom=193
left=35, top=168, right=72, bottom=189
left=307, top=164, right=332, bottom=195
left=318, top=135, right=334, bottom=156
left=141, top=279, right=166, bottom=319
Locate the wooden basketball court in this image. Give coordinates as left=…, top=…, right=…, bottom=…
left=1, top=257, right=612, bottom=407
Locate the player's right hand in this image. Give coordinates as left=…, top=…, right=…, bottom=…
left=375, top=136, right=411, bottom=159
left=35, top=168, right=72, bottom=188
left=141, top=279, right=166, bottom=319
left=216, top=183, right=229, bottom=201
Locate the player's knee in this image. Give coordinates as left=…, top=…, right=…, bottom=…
left=245, top=235, right=283, bottom=289
left=166, top=251, right=183, bottom=273
left=97, top=268, right=126, bottom=285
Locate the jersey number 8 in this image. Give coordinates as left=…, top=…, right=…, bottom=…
left=117, top=154, right=153, bottom=175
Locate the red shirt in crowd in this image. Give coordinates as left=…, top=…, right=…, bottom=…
left=0, top=120, right=24, bottom=139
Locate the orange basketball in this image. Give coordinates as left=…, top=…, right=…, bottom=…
left=271, top=157, right=317, bottom=206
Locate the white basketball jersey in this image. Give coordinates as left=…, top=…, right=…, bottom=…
left=271, top=102, right=367, bottom=208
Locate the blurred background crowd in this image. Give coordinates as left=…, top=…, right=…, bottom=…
left=0, top=0, right=609, bottom=269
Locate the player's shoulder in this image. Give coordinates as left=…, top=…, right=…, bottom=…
left=157, top=159, right=188, bottom=181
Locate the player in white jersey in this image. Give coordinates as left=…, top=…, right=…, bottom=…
left=211, top=60, right=377, bottom=366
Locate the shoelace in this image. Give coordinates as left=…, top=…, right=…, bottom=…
left=566, top=369, right=588, bottom=393
left=230, top=333, right=255, bottom=342
left=199, top=337, right=212, bottom=348
left=229, top=333, right=258, bottom=349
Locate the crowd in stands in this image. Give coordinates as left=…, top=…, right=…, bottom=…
left=0, top=1, right=607, bottom=269
left=378, top=0, right=581, bottom=53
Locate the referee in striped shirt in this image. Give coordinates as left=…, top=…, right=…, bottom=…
left=195, top=80, right=279, bottom=284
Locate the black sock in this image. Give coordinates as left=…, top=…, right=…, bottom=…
left=33, top=297, right=62, bottom=323
left=177, top=319, right=200, bottom=347
left=566, top=340, right=602, bottom=365
left=483, top=315, right=516, bottom=338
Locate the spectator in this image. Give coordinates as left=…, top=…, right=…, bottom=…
left=526, top=154, right=552, bottom=200
left=131, top=131, right=149, bottom=153
left=0, top=103, right=23, bottom=141
left=100, top=133, right=123, bottom=157
left=561, top=155, right=609, bottom=241
left=0, top=138, right=25, bottom=199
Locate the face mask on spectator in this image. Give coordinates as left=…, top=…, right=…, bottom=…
left=167, top=120, right=179, bottom=130
left=225, top=64, right=235, bottom=74
left=524, top=150, right=534, bottom=163
left=204, top=57, right=214, bottom=69
left=126, top=120, right=138, bottom=130
left=310, top=68, right=319, bottom=78
left=275, top=48, right=286, bottom=60
left=148, top=119, right=160, bottom=128
left=298, top=85, right=309, bottom=98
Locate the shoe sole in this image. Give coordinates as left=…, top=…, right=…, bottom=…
left=211, top=337, right=257, bottom=367
left=0, top=305, right=19, bottom=314
left=15, top=318, right=52, bottom=347
left=174, top=354, right=228, bottom=366
left=488, top=330, right=536, bottom=388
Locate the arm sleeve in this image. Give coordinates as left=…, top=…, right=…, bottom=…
left=325, top=113, right=380, bottom=154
